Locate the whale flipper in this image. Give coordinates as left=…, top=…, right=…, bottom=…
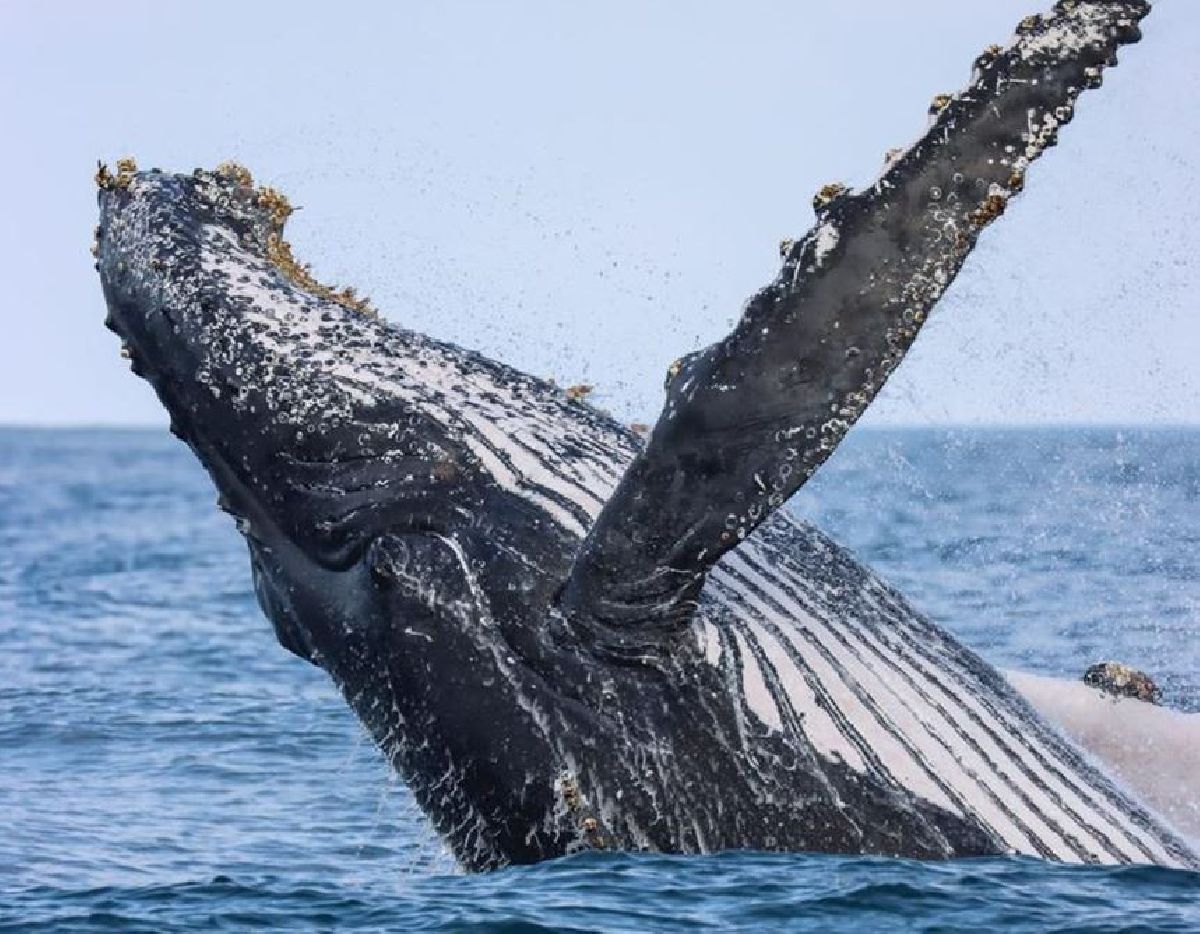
left=562, top=1, right=1151, bottom=641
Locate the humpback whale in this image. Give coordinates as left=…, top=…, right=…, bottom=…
left=95, top=0, right=1199, bottom=871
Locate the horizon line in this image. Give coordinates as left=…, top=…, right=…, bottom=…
left=3, top=421, right=1200, bottom=433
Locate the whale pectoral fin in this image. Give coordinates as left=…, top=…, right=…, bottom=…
left=562, top=1, right=1151, bottom=639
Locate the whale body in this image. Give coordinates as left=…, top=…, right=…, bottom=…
left=94, top=0, right=1198, bottom=871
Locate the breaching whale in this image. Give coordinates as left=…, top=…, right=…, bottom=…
left=94, top=0, right=1199, bottom=871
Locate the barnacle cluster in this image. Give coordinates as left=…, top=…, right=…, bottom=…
left=95, top=156, right=138, bottom=191
left=210, top=161, right=375, bottom=317
left=1017, top=14, right=1042, bottom=36
left=812, top=182, right=849, bottom=213
left=1083, top=662, right=1163, bottom=705
left=216, top=162, right=380, bottom=318
left=95, top=156, right=378, bottom=317
left=214, top=160, right=254, bottom=188
left=663, top=356, right=685, bottom=387
left=973, top=43, right=1005, bottom=72
left=928, top=93, right=953, bottom=116
left=969, top=193, right=1009, bottom=228
left=558, top=773, right=607, bottom=849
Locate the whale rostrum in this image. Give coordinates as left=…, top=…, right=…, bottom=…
left=96, top=0, right=1199, bottom=871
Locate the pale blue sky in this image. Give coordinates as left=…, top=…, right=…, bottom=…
left=1, top=1, right=1196, bottom=426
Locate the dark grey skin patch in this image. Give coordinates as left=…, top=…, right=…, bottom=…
left=95, top=0, right=1198, bottom=871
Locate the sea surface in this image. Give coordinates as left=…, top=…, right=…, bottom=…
left=1, top=427, right=1197, bottom=932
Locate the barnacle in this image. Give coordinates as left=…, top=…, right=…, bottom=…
left=114, top=158, right=137, bottom=186
left=256, top=186, right=294, bottom=226
left=1083, top=661, right=1162, bottom=705
left=928, top=93, right=953, bottom=116
left=215, top=160, right=254, bottom=188
left=973, top=44, right=1004, bottom=74
left=95, top=156, right=138, bottom=191
left=559, top=775, right=581, bottom=810
left=969, top=194, right=1008, bottom=227
left=812, top=182, right=849, bottom=212
left=1016, top=14, right=1042, bottom=36
left=665, top=358, right=685, bottom=384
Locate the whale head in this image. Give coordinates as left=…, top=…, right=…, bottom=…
left=96, top=164, right=643, bottom=867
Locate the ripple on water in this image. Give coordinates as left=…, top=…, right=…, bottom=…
left=1, top=428, right=1198, bottom=930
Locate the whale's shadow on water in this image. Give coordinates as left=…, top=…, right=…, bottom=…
left=91, top=0, right=1199, bottom=872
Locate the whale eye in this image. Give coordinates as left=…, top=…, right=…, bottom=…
left=366, top=532, right=476, bottom=613
left=368, top=534, right=414, bottom=585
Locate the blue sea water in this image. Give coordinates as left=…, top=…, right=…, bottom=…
left=1, top=427, right=1198, bottom=932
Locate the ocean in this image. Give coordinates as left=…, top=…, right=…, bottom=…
left=1, top=427, right=1197, bottom=932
